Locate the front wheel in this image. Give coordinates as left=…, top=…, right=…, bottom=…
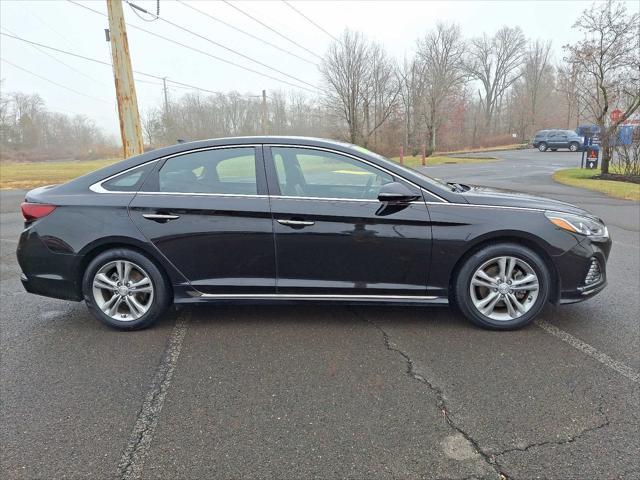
left=538, top=143, right=548, bottom=152
left=454, top=244, right=551, bottom=330
left=82, top=248, right=171, bottom=330
left=569, top=142, right=579, bottom=152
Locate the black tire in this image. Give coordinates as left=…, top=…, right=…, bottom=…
left=82, top=248, right=171, bottom=330
left=454, top=243, right=551, bottom=330
left=538, top=142, right=548, bottom=152
left=569, top=142, right=579, bottom=152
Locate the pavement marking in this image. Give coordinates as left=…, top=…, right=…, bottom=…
left=535, top=319, right=639, bottom=383
left=117, top=313, right=189, bottom=480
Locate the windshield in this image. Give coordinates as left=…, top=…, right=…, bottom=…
left=348, top=144, right=451, bottom=190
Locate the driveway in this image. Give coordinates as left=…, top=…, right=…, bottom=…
left=1, top=148, right=638, bottom=479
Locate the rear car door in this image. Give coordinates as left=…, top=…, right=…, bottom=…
left=129, top=145, right=275, bottom=295
left=264, top=146, right=432, bottom=296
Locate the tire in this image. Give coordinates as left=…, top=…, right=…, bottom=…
left=538, top=142, right=548, bottom=152
left=82, top=248, right=171, bottom=330
left=454, top=243, right=551, bottom=330
left=569, top=142, right=579, bottom=152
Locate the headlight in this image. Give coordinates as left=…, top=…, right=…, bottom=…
left=545, top=211, right=608, bottom=237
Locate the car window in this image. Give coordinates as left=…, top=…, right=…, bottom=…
left=271, top=147, right=394, bottom=200
left=158, top=147, right=257, bottom=194
left=102, top=163, right=154, bottom=192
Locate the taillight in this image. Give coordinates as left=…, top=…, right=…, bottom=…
left=21, top=202, right=56, bottom=222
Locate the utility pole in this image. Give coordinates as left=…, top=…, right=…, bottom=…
left=261, top=89, right=268, bottom=135
left=162, top=77, right=169, bottom=119
left=106, top=0, right=144, bottom=158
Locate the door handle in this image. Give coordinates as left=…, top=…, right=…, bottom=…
left=277, top=219, right=315, bottom=227
left=142, top=213, right=180, bottom=222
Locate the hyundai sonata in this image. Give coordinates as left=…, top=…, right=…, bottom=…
left=17, top=137, right=611, bottom=330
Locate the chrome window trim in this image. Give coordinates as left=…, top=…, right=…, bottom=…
left=89, top=144, right=261, bottom=194
left=89, top=159, right=160, bottom=193
left=266, top=144, right=449, bottom=203
left=90, top=143, right=451, bottom=203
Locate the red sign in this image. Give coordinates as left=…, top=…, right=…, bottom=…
left=610, top=109, right=623, bottom=123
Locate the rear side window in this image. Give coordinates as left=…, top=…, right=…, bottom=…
left=158, top=147, right=257, bottom=194
left=102, top=163, right=154, bottom=192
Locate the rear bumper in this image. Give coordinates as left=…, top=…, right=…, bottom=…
left=17, top=228, right=83, bottom=301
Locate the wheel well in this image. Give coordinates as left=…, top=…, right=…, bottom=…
left=448, top=236, right=560, bottom=305
left=76, top=243, right=173, bottom=298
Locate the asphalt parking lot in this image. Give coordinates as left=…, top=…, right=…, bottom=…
left=1, top=149, right=638, bottom=479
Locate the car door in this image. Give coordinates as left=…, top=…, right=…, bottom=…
left=264, top=145, right=432, bottom=297
left=129, top=145, right=276, bottom=295
left=546, top=130, right=559, bottom=148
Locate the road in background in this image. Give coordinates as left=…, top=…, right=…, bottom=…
left=1, top=149, right=638, bottom=479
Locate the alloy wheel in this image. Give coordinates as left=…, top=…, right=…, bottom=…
left=469, top=256, right=540, bottom=321
left=92, top=260, right=154, bottom=321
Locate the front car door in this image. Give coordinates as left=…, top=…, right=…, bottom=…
left=129, top=145, right=275, bottom=295
left=264, top=145, right=432, bottom=297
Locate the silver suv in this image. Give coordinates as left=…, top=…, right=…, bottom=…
left=532, top=130, right=584, bottom=152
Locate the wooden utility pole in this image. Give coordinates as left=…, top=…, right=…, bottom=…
left=261, top=90, right=268, bottom=135
left=106, top=0, right=144, bottom=158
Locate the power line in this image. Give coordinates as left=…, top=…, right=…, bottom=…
left=67, top=0, right=320, bottom=94
left=0, top=31, right=222, bottom=96
left=176, top=0, right=317, bottom=66
left=281, top=0, right=339, bottom=43
left=124, top=0, right=320, bottom=91
left=0, top=26, right=110, bottom=87
left=0, top=57, right=113, bottom=104
left=221, top=0, right=323, bottom=61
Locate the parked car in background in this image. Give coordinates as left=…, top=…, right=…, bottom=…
left=532, top=130, right=584, bottom=152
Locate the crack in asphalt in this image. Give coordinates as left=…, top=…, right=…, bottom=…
left=357, top=311, right=618, bottom=480
left=353, top=309, right=507, bottom=480
left=493, top=404, right=610, bottom=458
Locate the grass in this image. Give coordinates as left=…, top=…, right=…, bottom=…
left=553, top=168, right=640, bottom=201
left=389, top=155, right=499, bottom=168
left=0, top=158, right=120, bottom=189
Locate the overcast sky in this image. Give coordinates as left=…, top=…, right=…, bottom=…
left=1, top=0, right=638, bottom=137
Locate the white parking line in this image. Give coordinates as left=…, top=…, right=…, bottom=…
left=535, top=319, right=639, bottom=383
left=117, top=313, right=189, bottom=480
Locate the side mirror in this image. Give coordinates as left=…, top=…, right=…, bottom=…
left=377, top=182, right=421, bottom=203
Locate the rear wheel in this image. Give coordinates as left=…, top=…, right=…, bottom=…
left=83, top=248, right=171, bottom=330
left=454, top=243, right=551, bottom=330
left=538, top=142, right=548, bottom=152
left=569, top=142, right=579, bottom=152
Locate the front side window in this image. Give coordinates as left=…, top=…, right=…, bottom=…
left=158, top=147, right=257, bottom=194
left=271, top=147, right=394, bottom=199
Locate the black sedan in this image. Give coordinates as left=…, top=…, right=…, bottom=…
left=17, top=137, right=611, bottom=330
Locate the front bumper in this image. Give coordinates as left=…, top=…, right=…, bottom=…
left=554, top=235, right=612, bottom=304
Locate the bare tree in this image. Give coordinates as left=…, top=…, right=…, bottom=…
left=465, top=26, right=527, bottom=132
left=321, top=30, right=400, bottom=146
left=522, top=39, right=552, bottom=135
left=556, top=63, right=582, bottom=128
left=564, top=0, right=640, bottom=173
left=415, top=22, right=467, bottom=153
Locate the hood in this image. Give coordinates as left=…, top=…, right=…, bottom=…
left=460, top=185, right=594, bottom=217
